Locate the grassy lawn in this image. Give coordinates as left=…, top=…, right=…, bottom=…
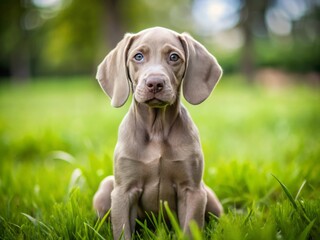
left=0, top=75, right=319, bottom=239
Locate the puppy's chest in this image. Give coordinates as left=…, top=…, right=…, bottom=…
left=117, top=140, right=200, bottom=184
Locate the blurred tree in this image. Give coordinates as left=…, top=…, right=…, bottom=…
left=239, top=0, right=273, bottom=82
left=103, top=0, right=125, bottom=48
left=0, top=0, right=34, bottom=82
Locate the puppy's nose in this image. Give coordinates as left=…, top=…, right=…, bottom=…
left=146, top=77, right=164, bottom=93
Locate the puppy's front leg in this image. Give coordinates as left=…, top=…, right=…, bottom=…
left=177, top=185, right=207, bottom=235
left=111, top=187, right=142, bottom=240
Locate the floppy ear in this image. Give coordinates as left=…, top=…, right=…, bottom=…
left=96, top=33, right=134, bottom=107
left=179, top=33, right=222, bottom=105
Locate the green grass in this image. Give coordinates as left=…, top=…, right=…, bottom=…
left=0, top=75, right=319, bottom=239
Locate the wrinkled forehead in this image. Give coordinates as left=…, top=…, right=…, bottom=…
left=129, top=28, right=184, bottom=53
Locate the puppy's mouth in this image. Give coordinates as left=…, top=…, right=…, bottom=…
left=145, top=98, right=168, bottom=108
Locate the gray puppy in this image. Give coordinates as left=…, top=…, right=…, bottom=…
left=93, top=27, right=223, bottom=240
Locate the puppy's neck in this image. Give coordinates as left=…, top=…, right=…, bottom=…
left=131, top=99, right=181, bottom=141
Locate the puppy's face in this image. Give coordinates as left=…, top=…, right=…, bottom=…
left=96, top=27, right=222, bottom=108
left=127, top=29, right=186, bottom=108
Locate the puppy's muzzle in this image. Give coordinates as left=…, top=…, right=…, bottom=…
left=146, top=76, right=165, bottom=93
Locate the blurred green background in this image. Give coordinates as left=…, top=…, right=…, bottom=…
left=0, top=0, right=319, bottom=82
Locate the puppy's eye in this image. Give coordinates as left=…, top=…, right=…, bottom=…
left=133, top=53, right=144, bottom=62
left=169, top=53, right=180, bottom=62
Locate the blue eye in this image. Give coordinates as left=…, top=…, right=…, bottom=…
left=169, top=53, right=180, bottom=62
left=134, top=53, right=144, bottom=62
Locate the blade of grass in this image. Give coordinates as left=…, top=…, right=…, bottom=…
left=95, top=210, right=110, bottom=232
left=243, top=208, right=253, bottom=225
left=189, top=220, right=203, bottom=240
left=159, top=202, right=170, bottom=234
left=295, top=180, right=306, bottom=201
left=68, top=168, right=83, bottom=193
left=84, top=222, right=106, bottom=240
left=144, top=211, right=158, bottom=230
left=118, top=229, right=124, bottom=240
left=297, top=218, right=315, bottom=240
left=207, top=212, right=220, bottom=221
left=135, top=219, right=156, bottom=239
left=21, top=213, right=52, bottom=236
left=297, top=201, right=311, bottom=223
left=272, top=175, right=311, bottom=223
left=163, top=201, right=184, bottom=239
left=48, top=150, right=76, bottom=164
left=272, top=174, right=298, bottom=209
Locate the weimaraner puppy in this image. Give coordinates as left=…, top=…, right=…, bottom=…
left=93, top=27, right=223, bottom=239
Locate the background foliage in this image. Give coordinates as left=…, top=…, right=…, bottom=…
left=0, top=0, right=319, bottom=80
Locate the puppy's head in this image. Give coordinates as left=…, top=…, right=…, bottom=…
left=96, top=27, right=222, bottom=108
